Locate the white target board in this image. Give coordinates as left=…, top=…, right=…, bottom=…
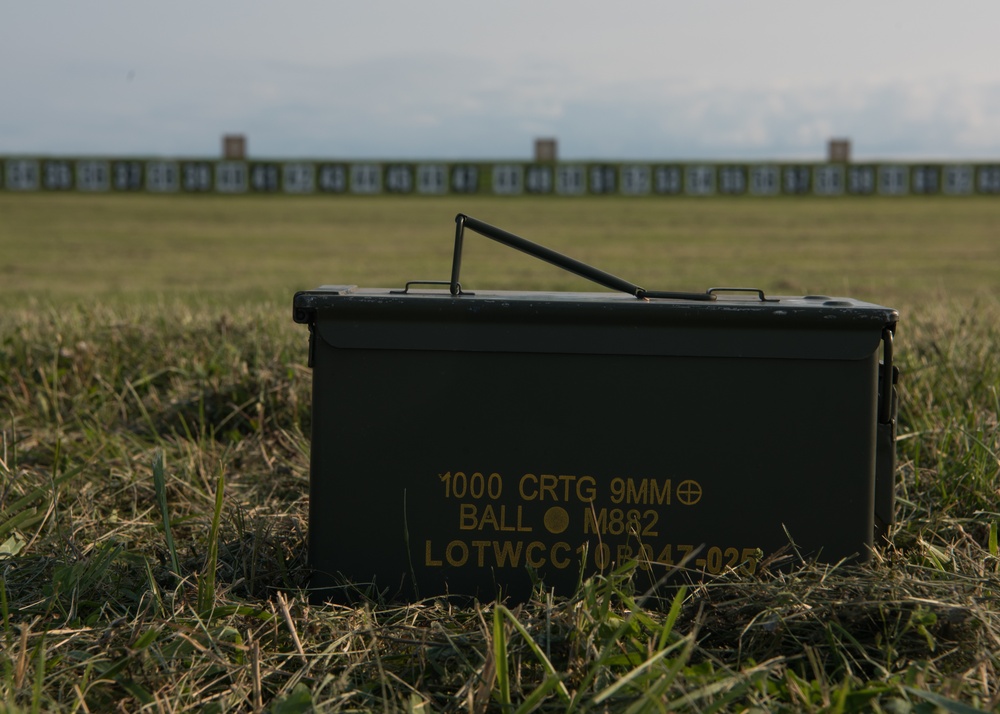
left=113, top=161, right=143, bottom=191
left=783, top=166, right=811, bottom=194
left=910, top=166, right=939, bottom=194
left=749, top=165, right=779, bottom=196
left=847, top=166, right=875, bottom=195
left=417, top=165, right=447, bottom=194
left=350, top=164, right=382, bottom=194
left=814, top=165, right=844, bottom=195
left=589, top=166, right=616, bottom=194
left=216, top=162, right=248, bottom=193
left=977, top=165, right=1000, bottom=193
left=318, top=164, right=347, bottom=193
left=943, top=165, right=973, bottom=195
left=385, top=165, right=413, bottom=194
left=283, top=163, right=315, bottom=194
left=77, top=161, right=110, bottom=192
left=250, top=164, right=279, bottom=192
left=43, top=161, right=73, bottom=190
left=620, top=165, right=650, bottom=195
left=555, top=165, right=585, bottom=195
left=878, top=165, right=908, bottom=195
left=492, top=164, right=523, bottom=195
left=525, top=165, right=553, bottom=194
left=6, top=159, right=39, bottom=190
left=718, top=166, right=746, bottom=195
left=451, top=165, right=478, bottom=194
left=654, top=166, right=682, bottom=195
left=147, top=162, right=179, bottom=192
left=685, top=166, right=715, bottom=195
left=182, top=163, right=213, bottom=192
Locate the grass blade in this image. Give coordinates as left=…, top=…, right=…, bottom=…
left=497, top=604, right=571, bottom=703
left=197, top=468, right=226, bottom=614
left=657, top=585, right=687, bottom=650
left=623, top=638, right=695, bottom=714
left=661, top=672, right=758, bottom=712
left=152, top=451, right=180, bottom=576
left=0, top=460, right=87, bottom=541
left=903, top=686, right=989, bottom=714
left=493, top=605, right=511, bottom=712
left=593, top=637, right=690, bottom=704
left=32, top=634, right=46, bottom=714
left=513, top=675, right=565, bottom=714
left=0, top=576, right=9, bottom=642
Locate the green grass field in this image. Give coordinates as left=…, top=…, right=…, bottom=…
left=3, top=193, right=1000, bottom=306
left=1, top=193, right=998, bottom=712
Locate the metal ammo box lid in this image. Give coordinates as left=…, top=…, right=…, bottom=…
left=294, top=215, right=899, bottom=603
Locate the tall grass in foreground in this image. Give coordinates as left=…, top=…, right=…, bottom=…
left=0, top=296, right=998, bottom=712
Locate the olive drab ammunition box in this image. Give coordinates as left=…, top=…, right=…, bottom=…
left=294, top=214, right=899, bottom=603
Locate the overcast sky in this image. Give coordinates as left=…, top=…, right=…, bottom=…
left=2, top=1, right=999, bottom=161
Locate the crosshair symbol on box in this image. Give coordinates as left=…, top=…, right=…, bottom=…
left=676, top=480, right=703, bottom=506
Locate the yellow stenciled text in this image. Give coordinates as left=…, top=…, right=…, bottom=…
left=518, top=473, right=597, bottom=502
left=424, top=539, right=573, bottom=569
left=458, top=503, right=532, bottom=532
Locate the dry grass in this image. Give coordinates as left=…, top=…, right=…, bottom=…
left=1, top=196, right=998, bottom=711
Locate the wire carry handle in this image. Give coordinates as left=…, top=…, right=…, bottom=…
left=449, top=214, right=717, bottom=301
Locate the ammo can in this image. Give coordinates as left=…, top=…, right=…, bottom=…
left=294, top=215, right=899, bottom=603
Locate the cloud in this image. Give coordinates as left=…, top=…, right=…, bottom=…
left=3, top=48, right=1000, bottom=161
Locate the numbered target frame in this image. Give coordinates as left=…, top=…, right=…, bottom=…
left=943, top=165, right=973, bottom=195
left=5, top=159, right=39, bottom=191
left=588, top=165, right=617, bottom=195
left=685, top=165, right=715, bottom=196
left=146, top=162, right=179, bottom=193
left=450, top=165, right=479, bottom=194
left=317, top=164, right=348, bottom=194
left=4, top=156, right=1000, bottom=199
left=384, top=165, right=414, bottom=194
left=749, top=165, right=780, bottom=196
left=782, top=165, right=811, bottom=195
left=847, top=166, right=877, bottom=196
left=43, top=160, right=74, bottom=191
left=814, top=165, right=844, bottom=196
left=249, top=163, right=280, bottom=193
left=620, top=165, right=651, bottom=195
left=910, top=166, right=940, bottom=195
left=113, top=161, right=144, bottom=191
left=417, top=164, right=448, bottom=195
left=653, top=166, right=683, bottom=195
left=76, top=160, right=110, bottom=192
left=181, top=162, right=214, bottom=193
left=491, top=165, right=523, bottom=195
left=525, top=165, right=553, bottom=194
left=878, top=165, right=909, bottom=196
left=977, top=165, right=1000, bottom=194
left=350, top=164, right=382, bottom=194
left=718, top=166, right=747, bottom=195
left=215, top=162, right=248, bottom=194
left=283, top=163, right=316, bottom=194
left=555, top=165, right=586, bottom=195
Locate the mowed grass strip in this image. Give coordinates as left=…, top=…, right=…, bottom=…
left=2, top=193, right=999, bottom=307
left=0, top=193, right=998, bottom=711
